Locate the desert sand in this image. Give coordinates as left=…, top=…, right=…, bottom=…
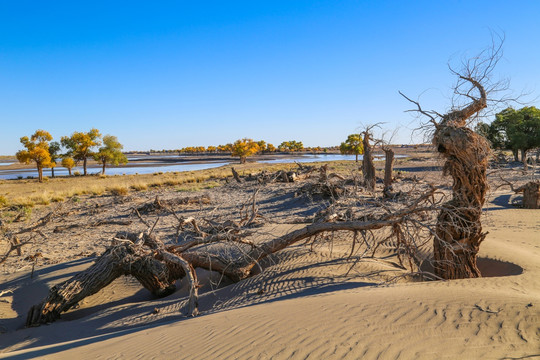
left=0, top=161, right=538, bottom=359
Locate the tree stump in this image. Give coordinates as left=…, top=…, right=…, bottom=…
left=517, top=181, right=540, bottom=209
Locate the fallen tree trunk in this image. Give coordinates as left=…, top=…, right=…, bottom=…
left=26, top=187, right=436, bottom=326
left=26, top=234, right=198, bottom=327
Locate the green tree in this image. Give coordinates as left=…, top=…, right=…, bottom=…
left=93, top=135, right=128, bottom=174
left=48, top=141, right=62, bottom=178
left=339, top=134, right=364, bottom=162
left=16, top=130, right=53, bottom=182
left=488, top=107, right=540, bottom=164
left=61, top=157, right=76, bottom=176
left=231, top=138, right=260, bottom=164
left=61, top=128, right=102, bottom=175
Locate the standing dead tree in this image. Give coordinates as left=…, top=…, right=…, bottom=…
left=400, top=37, right=508, bottom=279
left=361, top=126, right=378, bottom=191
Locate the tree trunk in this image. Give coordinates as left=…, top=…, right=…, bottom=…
left=26, top=241, right=180, bottom=326
left=37, top=166, right=43, bottom=182
left=521, top=149, right=528, bottom=170
left=355, top=153, right=358, bottom=163
left=515, top=181, right=540, bottom=209
left=383, top=147, right=394, bottom=192
left=513, top=149, right=519, bottom=162
left=51, top=167, right=55, bottom=178
left=68, top=168, right=72, bottom=176
left=102, top=161, right=106, bottom=175
left=83, top=157, right=88, bottom=176
left=362, top=132, right=375, bottom=191
left=231, top=167, right=243, bottom=183
left=432, top=90, right=489, bottom=279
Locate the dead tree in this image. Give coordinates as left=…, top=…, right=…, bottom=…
left=362, top=129, right=376, bottom=191
left=26, top=187, right=438, bottom=326
left=401, top=37, right=508, bottom=279
left=500, top=179, right=540, bottom=209
left=518, top=181, right=540, bottom=209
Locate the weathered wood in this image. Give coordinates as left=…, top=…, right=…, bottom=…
left=362, top=131, right=376, bottom=191
left=383, top=146, right=395, bottom=195
left=26, top=241, right=179, bottom=327
left=231, top=167, right=243, bottom=183
left=432, top=76, right=489, bottom=280
left=516, top=181, right=540, bottom=209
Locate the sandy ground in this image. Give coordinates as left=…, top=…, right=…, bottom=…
left=0, top=160, right=538, bottom=359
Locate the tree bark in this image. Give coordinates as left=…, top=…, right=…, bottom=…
left=102, top=161, right=106, bottom=175
left=521, top=149, right=528, bottom=170
left=513, top=181, right=540, bottom=209
left=83, top=157, right=88, bottom=176
left=513, top=149, right=519, bottom=162
left=362, top=132, right=376, bottom=191
left=26, top=240, right=180, bottom=326
left=37, top=166, right=43, bottom=182
left=383, top=147, right=394, bottom=191
left=231, top=167, right=243, bottom=183
left=432, top=80, right=489, bottom=280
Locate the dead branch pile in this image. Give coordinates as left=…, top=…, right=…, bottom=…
left=137, top=195, right=212, bottom=213
left=294, top=164, right=347, bottom=200
left=26, top=185, right=440, bottom=327
left=232, top=163, right=317, bottom=185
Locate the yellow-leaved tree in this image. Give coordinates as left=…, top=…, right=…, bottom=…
left=231, top=138, right=260, bottom=164
left=61, top=128, right=102, bottom=175
left=339, top=134, right=364, bottom=162
left=61, top=157, right=76, bottom=176
left=16, top=130, right=53, bottom=182
left=93, top=135, right=128, bottom=174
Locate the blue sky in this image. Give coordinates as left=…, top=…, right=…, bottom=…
left=1, top=1, right=539, bottom=154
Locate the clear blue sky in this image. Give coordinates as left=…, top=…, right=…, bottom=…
left=1, top=0, right=539, bottom=154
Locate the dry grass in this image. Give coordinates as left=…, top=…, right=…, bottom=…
left=0, top=161, right=359, bottom=209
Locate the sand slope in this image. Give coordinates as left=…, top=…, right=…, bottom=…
left=0, top=193, right=539, bottom=360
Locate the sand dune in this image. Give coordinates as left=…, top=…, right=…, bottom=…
left=0, top=190, right=539, bottom=359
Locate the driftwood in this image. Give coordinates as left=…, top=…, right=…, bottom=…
left=26, top=186, right=438, bottom=326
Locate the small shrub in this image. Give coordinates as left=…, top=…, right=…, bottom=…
left=108, top=186, right=129, bottom=196
left=0, top=195, right=8, bottom=207
left=130, top=184, right=148, bottom=191
left=73, top=171, right=81, bottom=176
